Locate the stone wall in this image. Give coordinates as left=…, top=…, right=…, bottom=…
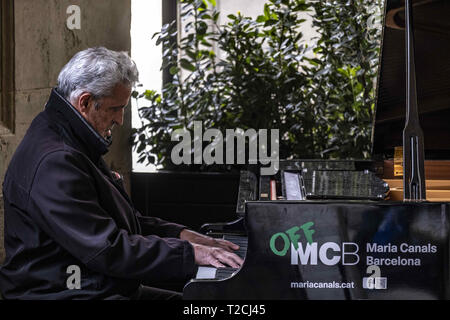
left=0, top=0, right=132, bottom=264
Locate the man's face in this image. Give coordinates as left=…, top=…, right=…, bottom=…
left=76, top=84, right=132, bottom=140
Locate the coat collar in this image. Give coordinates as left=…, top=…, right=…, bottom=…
left=45, top=88, right=111, bottom=161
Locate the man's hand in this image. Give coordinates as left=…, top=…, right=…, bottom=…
left=180, top=229, right=244, bottom=268
left=180, top=229, right=239, bottom=252
left=190, top=243, right=243, bottom=268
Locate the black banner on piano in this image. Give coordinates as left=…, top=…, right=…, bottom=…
left=184, top=201, right=449, bottom=300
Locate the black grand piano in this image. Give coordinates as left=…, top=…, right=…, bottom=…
left=183, top=0, right=450, bottom=300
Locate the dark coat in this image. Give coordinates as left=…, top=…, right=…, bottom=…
left=0, top=89, right=196, bottom=299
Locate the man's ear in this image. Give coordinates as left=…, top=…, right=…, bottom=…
left=74, top=92, right=93, bottom=117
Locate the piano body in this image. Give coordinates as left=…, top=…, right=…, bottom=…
left=183, top=0, right=450, bottom=300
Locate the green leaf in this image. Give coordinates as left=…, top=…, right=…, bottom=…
left=264, top=4, right=270, bottom=19
left=180, top=58, right=196, bottom=72
left=256, top=15, right=267, bottom=23
left=169, top=66, right=179, bottom=75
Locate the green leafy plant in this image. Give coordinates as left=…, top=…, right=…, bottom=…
left=303, top=0, right=383, bottom=159
left=133, top=0, right=383, bottom=170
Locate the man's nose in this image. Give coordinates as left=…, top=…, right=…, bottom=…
left=114, top=108, right=125, bottom=126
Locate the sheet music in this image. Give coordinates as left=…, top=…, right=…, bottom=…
left=284, top=171, right=304, bottom=200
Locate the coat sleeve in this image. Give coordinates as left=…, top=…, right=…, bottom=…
left=134, top=211, right=188, bottom=238
left=27, top=150, right=196, bottom=283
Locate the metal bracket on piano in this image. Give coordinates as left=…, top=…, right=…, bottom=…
left=403, top=0, right=427, bottom=202
left=199, top=217, right=246, bottom=237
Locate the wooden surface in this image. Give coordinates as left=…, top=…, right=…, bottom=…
left=385, top=178, right=450, bottom=201
left=383, top=160, right=450, bottom=179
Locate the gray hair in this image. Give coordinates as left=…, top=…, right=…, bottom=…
left=57, top=47, right=139, bottom=104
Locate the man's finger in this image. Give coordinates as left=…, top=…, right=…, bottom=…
left=224, top=240, right=240, bottom=251
left=210, top=259, right=226, bottom=268
left=216, top=251, right=244, bottom=268
left=230, top=254, right=244, bottom=267
left=214, top=239, right=239, bottom=252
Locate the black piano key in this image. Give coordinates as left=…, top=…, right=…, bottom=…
left=223, top=234, right=248, bottom=243
left=215, top=267, right=239, bottom=280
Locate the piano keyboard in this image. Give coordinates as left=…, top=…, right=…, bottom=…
left=195, top=235, right=248, bottom=280
left=223, top=234, right=248, bottom=259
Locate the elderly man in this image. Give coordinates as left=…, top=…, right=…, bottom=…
left=0, top=47, right=243, bottom=300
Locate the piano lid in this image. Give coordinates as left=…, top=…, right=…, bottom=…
left=372, top=0, right=450, bottom=160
